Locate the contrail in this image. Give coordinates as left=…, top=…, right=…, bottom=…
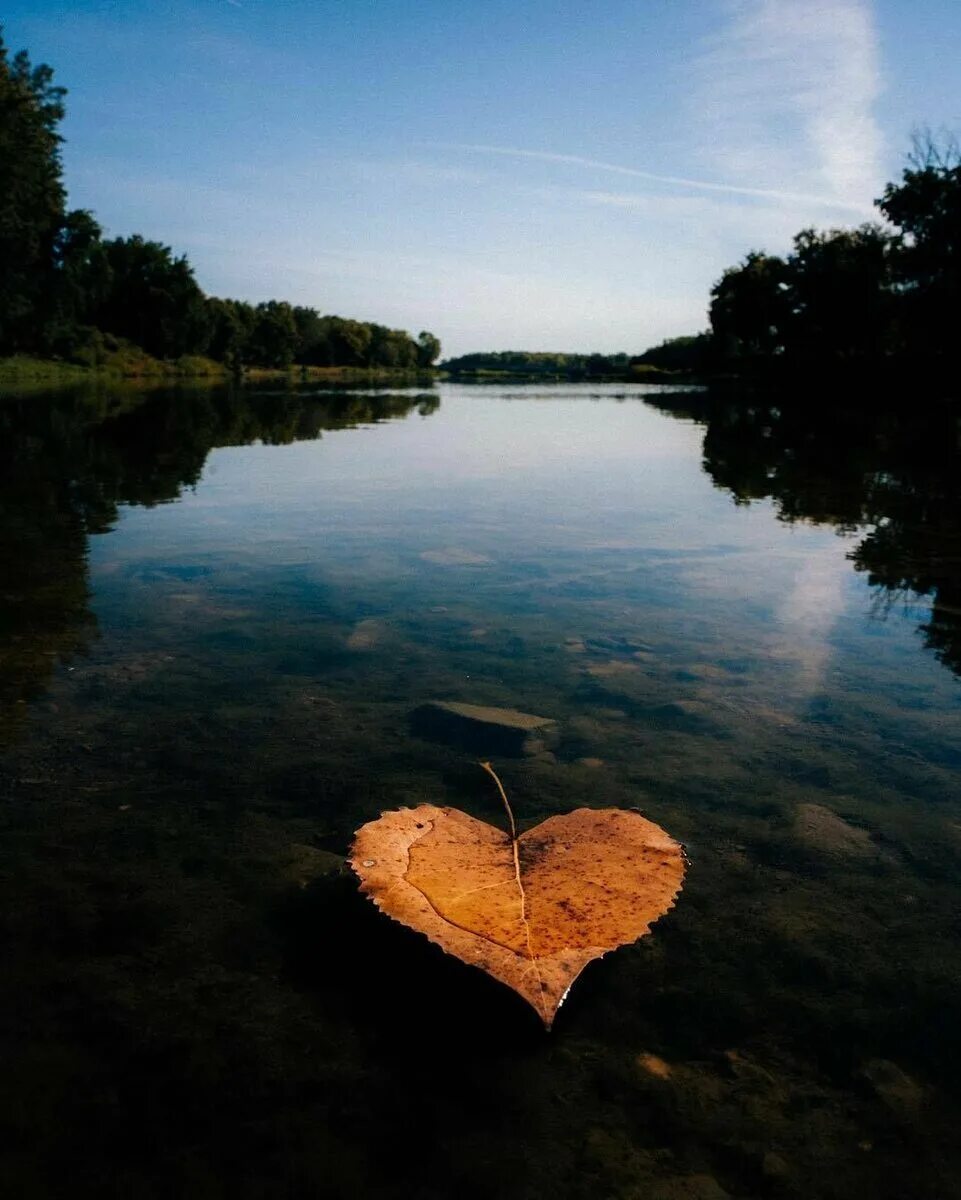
left=447, top=142, right=875, bottom=216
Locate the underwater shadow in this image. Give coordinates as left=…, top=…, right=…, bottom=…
left=272, top=873, right=550, bottom=1060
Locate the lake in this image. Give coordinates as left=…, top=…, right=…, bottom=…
left=2, top=380, right=960, bottom=1199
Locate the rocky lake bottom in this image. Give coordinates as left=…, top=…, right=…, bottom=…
left=2, top=381, right=960, bottom=1198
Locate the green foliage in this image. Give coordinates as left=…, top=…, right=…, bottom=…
left=92, top=235, right=211, bottom=358
left=0, top=27, right=66, bottom=351
left=633, top=334, right=713, bottom=373
left=292, top=305, right=327, bottom=363
left=206, top=297, right=256, bottom=368
left=43, top=210, right=109, bottom=353
left=0, top=355, right=93, bottom=386
left=448, top=343, right=703, bottom=380
left=247, top=300, right=298, bottom=368
left=369, top=322, right=417, bottom=369
left=417, top=330, right=442, bottom=367
left=285, top=312, right=433, bottom=371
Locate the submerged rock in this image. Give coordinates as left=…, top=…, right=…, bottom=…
left=860, top=1058, right=924, bottom=1120
left=795, top=803, right=878, bottom=860
left=648, top=1175, right=731, bottom=1200
left=283, top=844, right=346, bottom=888
left=647, top=699, right=723, bottom=731
left=346, top=618, right=385, bottom=650
left=419, top=547, right=492, bottom=565
left=637, top=1052, right=672, bottom=1080
left=586, top=659, right=643, bottom=679
left=411, top=700, right=558, bottom=756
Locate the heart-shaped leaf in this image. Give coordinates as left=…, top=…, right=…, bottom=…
left=350, top=769, right=685, bottom=1028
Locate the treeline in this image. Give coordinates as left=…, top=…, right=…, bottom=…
left=0, top=30, right=440, bottom=371
left=706, top=135, right=960, bottom=379
left=632, top=334, right=714, bottom=374
left=442, top=350, right=634, bottom=377
left=449, top=135, right=961, bottom=385
left=443, top=341, right=715, bottom=380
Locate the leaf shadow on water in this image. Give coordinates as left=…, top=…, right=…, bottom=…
left=267, top=876, right=598, bottom=1200
left=273, top=874, right=549, bottom=1057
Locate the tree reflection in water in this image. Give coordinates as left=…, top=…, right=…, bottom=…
left=648, top=389, right=961, bottom=678
left=0, top=384, right=440, bottom=741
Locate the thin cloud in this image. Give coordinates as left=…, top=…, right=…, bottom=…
left=694, top=0, right=884, bottom=211
left=346, top=159, right=490, bottom=187
left=446, top=142, right=874, bottom=216
left=580, top=190, right=716, bottom=215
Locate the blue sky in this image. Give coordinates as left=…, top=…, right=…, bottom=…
left=4, top=0, right=959, bottom=355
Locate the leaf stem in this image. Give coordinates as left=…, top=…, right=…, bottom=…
left=479, top=760, right=516, bottom=843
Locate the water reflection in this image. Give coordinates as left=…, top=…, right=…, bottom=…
left=648, top=391, right=961, bottom=679
left=0, top=385, right=439, bottom=740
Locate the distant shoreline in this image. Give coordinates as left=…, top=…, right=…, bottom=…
left=441, top=365, right=702, bottom=385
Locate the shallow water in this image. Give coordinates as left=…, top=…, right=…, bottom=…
left=2, top=381, right=960, bottom=1198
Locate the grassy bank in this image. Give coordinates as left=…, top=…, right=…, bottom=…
left=0, top=356, right=102, bottom=386
left=0, top=352, right=227, bottom=388
left=241, top=364, right=438, bottom=386
left=0, top=355, right=438, bottom=392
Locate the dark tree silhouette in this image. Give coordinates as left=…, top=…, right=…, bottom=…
left=786, top=225, right=896, bottom=364
left=92, top=235, right=211, bottom=358
left=709, top=252, right=791, bottom=363
left=0, top=28, right=69, bottom=351
left=878, top=137, right=961, bottom=367
left=706, top=134, right=961, bottom=384
left=0, top=30, right=437, bottom=372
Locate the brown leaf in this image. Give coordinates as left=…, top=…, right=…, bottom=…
left=349, top=773, right=685, bottom=1028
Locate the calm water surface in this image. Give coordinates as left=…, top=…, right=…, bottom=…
left=2, top=381, right=960, bottom=1198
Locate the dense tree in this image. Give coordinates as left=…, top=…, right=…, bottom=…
left=705, top=134, right=961, bottom=381
left=247, top=300, right=298, bottom=368
left=315, top=316, right=371, bottom=367
left=707, top=231, right=898, bottom=370
left=878, top=137, right=961, bottom=364
left=367, top=323, right=416, bottom=369
left=42, top=208, right=109, bottom=354
left=92, top=236, right=211, bottom=358
left=786, top=225, right=896, bottom=364
left=708, top=252, right=791, bottom=363
left=416, top=330, right=442, bottom=367
left=633, top=334, right=713, bottom=373
left=0, top=28, right=67, bottom=351
left=292, top=306, right=326, bottom=363
left=206, top=298, right=256, bottom=369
